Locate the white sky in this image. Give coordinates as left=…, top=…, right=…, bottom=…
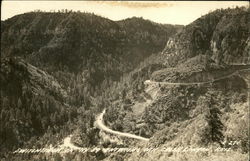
left=1, top=1, right=249, bottom=25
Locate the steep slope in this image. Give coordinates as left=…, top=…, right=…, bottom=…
left=161, top=7, right=249, bottom=67
left=103, top=7, right=250, bottom=160
left=1, top=11, right=181, bottom=73
left=0, top=11, right=182, bottom=158
left=149, top=7, right=249, bottom=84
left=1, top=7, right=249, bottom=161
left=1, top=12, right=182, bottom=109
left=0, top=57, right=72, bottom=152
left=1, top=57, right=67, bottom=99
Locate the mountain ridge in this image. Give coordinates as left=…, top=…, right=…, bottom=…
left=1, top=7, right=249, bottom=161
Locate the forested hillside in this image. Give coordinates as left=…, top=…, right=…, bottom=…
left=1, top=11, right=181, bottom=112
left=1, top=11, right=181, bottom=76
left=1, top=6, right=249, bottom=161
left=0, top=10, right=181, bottom=159
left=103, top=7, right=250, bottom=161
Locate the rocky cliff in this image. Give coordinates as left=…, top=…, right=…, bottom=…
left=162, top=7, right=250, bottom=66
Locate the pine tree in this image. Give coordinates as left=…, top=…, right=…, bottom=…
left=202, top=92, right=224, bottom=146
left=205, top=106, right=224, bottom=143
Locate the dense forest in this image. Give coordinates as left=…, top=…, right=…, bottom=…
left=1, top=6, right=249, bottom=161
left=103, top=6, right=250, bottom=161
left=0, top=10, right=181, bottom=160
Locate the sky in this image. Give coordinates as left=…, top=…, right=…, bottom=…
left=1, top=1, right=249, bottom=25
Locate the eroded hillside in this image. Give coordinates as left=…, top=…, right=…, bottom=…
left=0, top=6, right=249, bottom=161
left=103, top=7, right=250, bottom=161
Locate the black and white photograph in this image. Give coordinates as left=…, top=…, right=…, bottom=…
left=0, top=1, right=249, bottom=161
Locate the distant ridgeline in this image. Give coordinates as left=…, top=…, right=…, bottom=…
left=0, top=6, right=249, bottom=161
left=1, top=11, right=182, bottom=73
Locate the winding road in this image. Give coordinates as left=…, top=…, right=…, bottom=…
left=61, top=67, right=249, bottom=147
left=146, top=68, right=250, bottom=86
left=94, top=67, right=249, bottom=142
left=95, top=109, right=149, bottom=141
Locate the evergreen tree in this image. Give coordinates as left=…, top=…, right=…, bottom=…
left=202, top=92, right=224, bottom=146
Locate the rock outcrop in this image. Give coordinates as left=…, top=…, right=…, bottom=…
left=162, top=7, right=250, bottom=66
